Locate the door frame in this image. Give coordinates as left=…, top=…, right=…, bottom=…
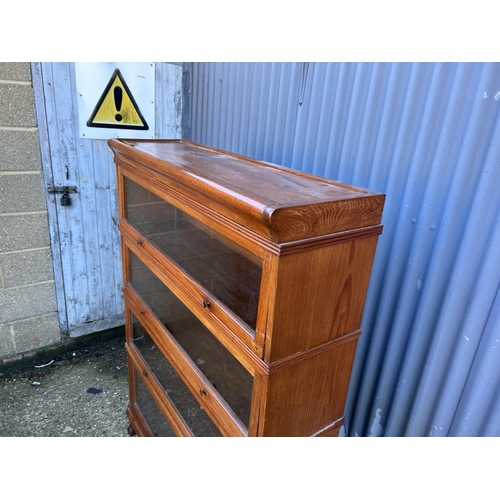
left=32, top=62, right=70, bottom=335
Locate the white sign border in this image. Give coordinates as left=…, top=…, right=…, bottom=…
left=75, top=62, right=156, bottom=140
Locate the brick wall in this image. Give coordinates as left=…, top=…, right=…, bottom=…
left=0, top=62, right=60, bottom=364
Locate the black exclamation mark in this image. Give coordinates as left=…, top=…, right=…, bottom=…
left=114, top=86, right=123, bottom=122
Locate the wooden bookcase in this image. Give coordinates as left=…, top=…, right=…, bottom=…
left=109, top=139, right=385, bottom=437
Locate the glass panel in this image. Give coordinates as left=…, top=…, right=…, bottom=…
left=132, top=313, right=222, bottom=437
left=135, top=369, right=177, bottom=437
left=130, top=251, right=253, bottom=428
left=125, top=178, right=262, bottom=330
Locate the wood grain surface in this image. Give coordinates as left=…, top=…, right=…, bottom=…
left=111, top=139, right=385, bottom=437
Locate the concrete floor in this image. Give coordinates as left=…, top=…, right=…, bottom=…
left=0, top=334, right=130, bottom=437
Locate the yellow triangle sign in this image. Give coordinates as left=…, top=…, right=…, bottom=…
left=87, top=69, right=149, bottom=130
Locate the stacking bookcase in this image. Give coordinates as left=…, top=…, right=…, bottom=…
left=109, top=139, right=384, bottom=437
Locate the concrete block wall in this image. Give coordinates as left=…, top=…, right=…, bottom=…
left=0, top=62, right=61, bottom=365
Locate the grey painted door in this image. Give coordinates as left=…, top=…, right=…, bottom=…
left=32, top=62, right=184, bottom=337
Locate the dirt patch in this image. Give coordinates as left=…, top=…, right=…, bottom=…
left=0, top=336, right=130, bottom=437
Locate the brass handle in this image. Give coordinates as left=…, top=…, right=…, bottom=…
left=200, top=388, right=207, bottom=396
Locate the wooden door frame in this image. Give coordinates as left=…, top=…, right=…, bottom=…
left=32, top=62, right=70, bottom=335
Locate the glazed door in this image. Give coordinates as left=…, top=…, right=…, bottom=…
left=32, top=62, right=186, bottom=337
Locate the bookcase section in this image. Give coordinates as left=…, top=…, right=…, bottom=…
left=110, top=139, right=384, bottom=437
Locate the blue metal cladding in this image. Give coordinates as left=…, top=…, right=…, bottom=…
left=188, top=62, right=500, bottom=437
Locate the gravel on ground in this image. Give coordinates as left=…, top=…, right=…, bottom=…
left=0, top=336, right=130, bottom=437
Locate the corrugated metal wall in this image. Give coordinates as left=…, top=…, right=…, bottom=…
left=188, top=62, right=500, bottom=437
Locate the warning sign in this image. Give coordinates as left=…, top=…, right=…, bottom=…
left=87, top=69, right=148, bottom=130
left=75, top=63, right=155, bottom=140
